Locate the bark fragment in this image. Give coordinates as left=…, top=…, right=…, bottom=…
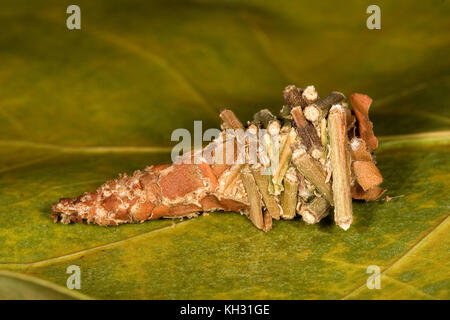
left=351, top=184, right=386, bottom=201
left=349, top=93, right=378, bottom=151
left=352, top=161, right=383, bottom=191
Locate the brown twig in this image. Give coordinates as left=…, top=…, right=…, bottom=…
left=283, top=85, right=307, bottom=108
left=290, top=107, right=322, bottom=151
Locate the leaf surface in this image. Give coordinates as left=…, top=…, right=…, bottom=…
left=0, top=0, right=449, bottom=299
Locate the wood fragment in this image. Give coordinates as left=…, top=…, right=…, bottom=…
left=349, top=93, right=378, bottom=150
left=283, top=85, right=307, bottom=108
left=272, top=128, right=296, bottom=194
left=345, top=106, right=356, bottom=138
left=328, top=104, right=353, bottom=230
left=280, top=166, right=298, bottom=219
left=279, top=105, right=292, bottom=120
left=300, top=197, right=330, bottom=225
left=263, top=209, right=273, bottom=232
left=291, top=147, right=333, bottom=204
left=302, top=85, right=318, bottom=104
left=320, top=118, right=327, bottom=148
left=352, top=161, right=383, bottom=191
left=219, top=109, right=265, bottom=229
left=263, top=121, right=280, bottom=194
left=349, top=137, right=372, bottom=161
left=241, top=166, right=265, bottom=230
left=291, top=107, right=321, bottom=151
left=251, top=166, right=282, bottom=220
left=220, top=109, right=245, bottom=130
left=349, top=137, right=384, bottom=193
left=351, top=184, right=386, bottom=201
left=253, top=109, right=277, bottom=128
left=304, top=91, right=345, bottom=122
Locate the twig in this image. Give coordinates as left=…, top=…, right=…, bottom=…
left=253, top=109, right=277, bottom=128
left=220, top=109, right=244, bottom=130
left=272, top=128, right=296, bottom=194
left=280, top=166, right=298, bottom=219
left=291, top=147, right=333, bottom=204
left=302, top=85, right=319, bottom=104
left=300, top=196, right=330, bottom=224
left=283, top=85, right=307, bottom=108
left=241, top=166, right=265, bottom=230
left=290, top=107, right=322, bottom=151
left=263, top=209, right=273, bottom=232
left=328, top=104, right=353, bottom=230
left=251, top=166, right=282, bottom=220
left=304, top=91, right=345, bottom=123
left=220, top=109, right=266, bottom=230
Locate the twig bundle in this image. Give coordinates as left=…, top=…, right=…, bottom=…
left=52, top=85, right=385, bottom=231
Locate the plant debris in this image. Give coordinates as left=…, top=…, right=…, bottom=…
left=52, top=85, right=385, bottom=231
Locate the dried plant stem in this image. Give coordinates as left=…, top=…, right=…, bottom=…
left=263, top=131, right=276, bottom=194
left=222, top=164, right=244, bottom=194
left=320, top=118, right=328, bottom=148
left=302, top=85, right=318, bottom=104
left=251, top=167, right=282, bottom=220
left=241, top=166, right=265, bottom=230
left=253, top=109, right=276, bottom=128
left=304, top=91, right=346, bottom=123
left=220, top=109, right=266, bottom=229
left=284, top=85, right=307, bottom=108
left=280, top=167, right=298, bottom=219
left=291, top=107, right=321, bottom=151
left=328, top=104, right=353, bottom=230
left=300, top=197, right=330, bottom=224
left=272, top=129, right=296, bottom=193
left=291, top=148, right=333, bottom=204
left=263, top=210, right=273, bottom=232
left=296, top=171, right=311, bottom=201
left=220, top=109, right=244, bottom=130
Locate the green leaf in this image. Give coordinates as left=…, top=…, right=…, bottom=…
left=0, top=0, right=449, bottom=299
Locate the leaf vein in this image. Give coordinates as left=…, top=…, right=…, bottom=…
left=0, top=220, right=191, bottom=269
left=341, top=214, right=449, bottom=300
